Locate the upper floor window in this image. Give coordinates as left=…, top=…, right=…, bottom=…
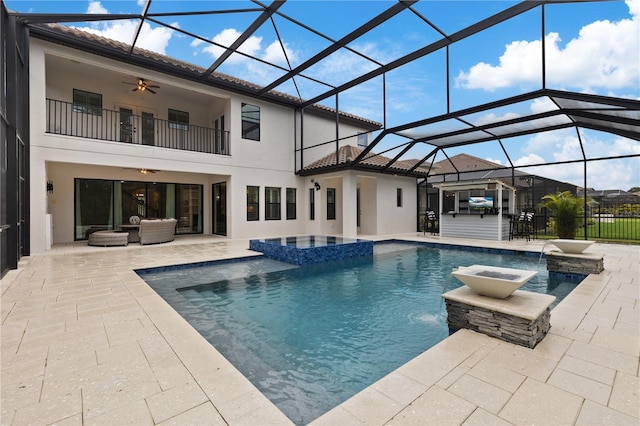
left=247, top=186, right=259, bottom=221
left=73, top=89, right=102, bottom=115
left=168, top=108, right=189, bottom=131
left=357, top=133, right=368, bottom=147
left=242, top=103, right=260, bottom=141
left=286, top=188, right=296, bottom=220
left=327, top=188, right=336, bottom=220
left=397, top=188, right=403, bottom=207
left=265, top=187, right=281, bottom=220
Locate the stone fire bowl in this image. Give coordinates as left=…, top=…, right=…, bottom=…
left=452, top=264, right=539, bottom=299
left=549, top=239, right=595, bottom=254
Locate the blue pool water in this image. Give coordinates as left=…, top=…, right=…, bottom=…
left=139, top=242, right=579, bottom=425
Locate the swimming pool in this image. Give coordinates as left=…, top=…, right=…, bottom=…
left=249, top=235, right=374, bottom=265
left=138, top=242, right=578, bottom=425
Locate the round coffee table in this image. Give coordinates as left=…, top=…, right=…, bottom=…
left=118, top=224, right=140, bottom=243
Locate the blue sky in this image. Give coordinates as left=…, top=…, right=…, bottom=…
left=8, top=0, right=640, bottom=190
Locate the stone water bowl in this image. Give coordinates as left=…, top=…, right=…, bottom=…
left=452, top=264, right=539, bottom=299
left=549, top=239, right=595, bottom=254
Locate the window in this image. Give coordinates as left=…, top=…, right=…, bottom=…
left=168, top=108, right=189, bottom=131
left=327, top=188, right=336, bottom=220
left=309, top=188, right=315, bottom=220
left=286, top=188, right=296, bottom=220
left=265, top=187, right=281, bottom=220
left=242, top=103, right=260, bottom=140
left=397, top=188, right=403, bottom=207
left=246, top=186, right=259, bottom=221
left=357, top=133, right=368, bottom=147
left=73, top=89, right=102, bottom=115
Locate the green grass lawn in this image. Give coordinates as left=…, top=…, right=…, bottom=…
left=538, top=218, right=640, bottom=243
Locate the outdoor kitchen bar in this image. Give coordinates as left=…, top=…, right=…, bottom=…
left=437, top=180, right=516, bottom=241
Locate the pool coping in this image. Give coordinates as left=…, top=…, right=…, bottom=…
left=135, top=238, right=588, bottom=283
left=1, top=235, right=638, bottom=425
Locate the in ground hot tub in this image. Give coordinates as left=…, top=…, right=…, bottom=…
left=452, top=264, right=538, bottom=299
left=249, top=235, right=373, bottom=266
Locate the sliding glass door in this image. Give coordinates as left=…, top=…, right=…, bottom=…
left=74, top=178, right=202, bottom=240
left=75, top=179, right=115, bottom=239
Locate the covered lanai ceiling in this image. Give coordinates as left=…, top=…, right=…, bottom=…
left=8, top=0, right=639, bottom=180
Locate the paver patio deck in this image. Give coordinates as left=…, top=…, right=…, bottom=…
left=1, top=234, right=638, bottom=425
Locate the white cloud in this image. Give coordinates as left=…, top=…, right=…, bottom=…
left=530, top=97, right=558, bottom=114
left=72, top=1, right=176, bottom=54
left=263, top=40, right=294, bottom=66
left=200, top=28, right=263, bottom=64
left=455, top=0, right=640, bottom=93
left=524, top=156, right=639, bottom=190
left=87, top=1, right=107, bottom=14
left=514, top=152, right=546, bottom=167
left=190, top=39, right=205, bottom=48
left=515, top=130, right=640, bottom=189
left=192, top=28, right=298, bottom=84
left=472, top=98, right=558, bottom=127
left=310, top=49, right=378, bottom=82
left=456, top=38, right=543, bottom=91
left=199, top=28, right=294, bottom=66
left=474, top=112, right=521, bottom=126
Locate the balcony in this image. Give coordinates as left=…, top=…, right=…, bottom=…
left=46, top=98, right=230, bottom=155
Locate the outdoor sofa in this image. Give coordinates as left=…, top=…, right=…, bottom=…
left=138, top=218, right=177, bottom=245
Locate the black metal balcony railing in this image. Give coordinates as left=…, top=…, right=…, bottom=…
left=46, top=98, right=230, bottom=155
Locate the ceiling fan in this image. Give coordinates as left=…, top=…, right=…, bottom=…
left=122, top=78, right=160, bottom=94
left=123, top=168, right=160, bottom=174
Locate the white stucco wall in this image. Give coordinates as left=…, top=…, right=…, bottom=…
left=229, top=97, right=295, bottom=172
left=376, top=175, right=418, bottom=235
left=28, top=37, right=415, bottom=253
left=358, top=176, right=378, bottom=235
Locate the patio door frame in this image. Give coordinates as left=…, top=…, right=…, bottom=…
left=115, top=103, right=157, bottom=145
left=212, top=182, right=227, bottom=236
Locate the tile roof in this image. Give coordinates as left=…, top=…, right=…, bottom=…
left=303, top=145, right=434, bottom=176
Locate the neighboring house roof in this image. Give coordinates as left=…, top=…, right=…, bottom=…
left=425, top=153, right=580, bottom=190
left=427, top=153, right=528, bottom=182
left=578, top=188, right=640, bottom=202
left=29, top=23, right=382, bottom=130
left=430, top=153, right=504, bottom=175
left=302, top=145, right=434, bottom=177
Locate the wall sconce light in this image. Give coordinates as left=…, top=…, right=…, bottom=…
left=314, top=182, right=321, bottom=191
left=46, top=180, right=54, bottom=193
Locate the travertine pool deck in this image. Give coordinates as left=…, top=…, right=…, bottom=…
left=1, top=235, right=638, bottom=425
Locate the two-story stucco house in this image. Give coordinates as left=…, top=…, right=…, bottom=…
left=21, top=22, right=419, bottom=259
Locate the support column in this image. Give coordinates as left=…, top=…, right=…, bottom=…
left=497, top=183, right=503, bottom=240
left=342, top=172, right=357, bottom=238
